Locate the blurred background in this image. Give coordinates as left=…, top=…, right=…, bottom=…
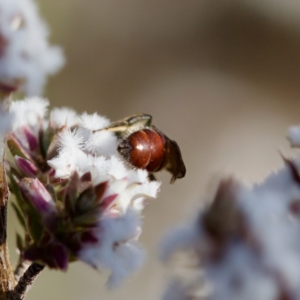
left=7, top=0, right=300, bottom=299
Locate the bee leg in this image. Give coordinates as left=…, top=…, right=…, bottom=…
left=148, top=173, right=157, bottom=182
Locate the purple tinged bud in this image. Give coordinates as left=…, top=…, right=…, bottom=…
left=50, top=244, right=69, bottom=271
left=6, top=133, right=32, bottom=160
left=23, top=243, right=68, bottom=271
left=14, top=156, right=38, bottom=177
left=81, top=172, right=92, bottom=182
left=22, top=125, right=38, bottom=151
left=19, top=178, right=57, bottom=226
left=100, top=194, right=118, bottom=211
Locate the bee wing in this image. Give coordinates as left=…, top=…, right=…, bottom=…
left=165, top=139, right=186, bottom=184
left=125, top=114, right=152, bottom=127
left=96, top=122, right=129, bottom=133
left=94, top=114, right=152, bottom=134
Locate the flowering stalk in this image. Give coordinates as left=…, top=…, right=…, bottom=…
left=0, top=0, right=162, bottom=296
left=0, top=0, right=64, bottom=297
left=4, top=98, right=160, bottom=298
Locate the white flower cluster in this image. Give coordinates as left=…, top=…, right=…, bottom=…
left=161, top=126, right=300, bottom=300
left=0, top=0, right=64, bottom=96
left=48, top=107, right=160, bottom=287
left=9, top=97, right=160, bottom=287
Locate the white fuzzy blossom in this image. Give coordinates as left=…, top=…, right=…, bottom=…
left=77, top=112, right=118, bottom=156
left=161, top=137, right=300, bottom=300
left=0, top=0, right=64, bottom=96
left=50, top=107, right=79, bottom=129
left=10, top=97, right=48, bottom=129
left=48, top=107, right=160, bottom=285
left=8, top=97, right=160, bottom=287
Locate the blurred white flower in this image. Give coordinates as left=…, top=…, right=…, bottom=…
left=79, top=208, right=145, bottom=288
left=161, top=158, right=300, bottom=300
left=0, top=0, right=64, bottom=96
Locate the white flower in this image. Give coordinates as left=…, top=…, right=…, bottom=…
left=79, top=112, right=110, bottom=131
left=161, top=160, right=300, bottom=299
left=10, top=97, right=48, bottom=129
left=47, top=129, right=86, bottom=178
left=78, top=208, right=145, bottom=288
left=78, top=112, right=118, bottom=156
left=50, top=107, right=79, bottom=129
left=47, top=113, right=160, bottom=286
left=0, top=0, right=64, bottom=95
left=9, top=97, right=161, bottom=287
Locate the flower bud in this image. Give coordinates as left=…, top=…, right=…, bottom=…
left=14, top=156, right=38, bottom=177
left=21, top=126, right=39, bottom=151
left=24, top=242, right=68, bottom=271
left=6, top=133, right=31, bottom=160
left=18, top=178, right=57, bottom=228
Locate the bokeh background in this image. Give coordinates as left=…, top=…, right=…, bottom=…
left=7, top=0, right=300, bottom=299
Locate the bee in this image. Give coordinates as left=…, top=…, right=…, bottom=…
left=95, top=114, right=186, bottom=183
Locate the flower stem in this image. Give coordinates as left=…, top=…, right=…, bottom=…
left=0, top=97, right=15, bottom=299
left=0, top=147, right=15, bottom=299
left=7, top=263, right=45, bottom=300
left=14, top=260, right=30, bottom=282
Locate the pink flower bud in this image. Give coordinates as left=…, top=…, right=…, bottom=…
left=14, top=156, right=38, bottom=177
left=21, top=125, right=38, bottom=151
left=19, top=178, right=57, bottom=227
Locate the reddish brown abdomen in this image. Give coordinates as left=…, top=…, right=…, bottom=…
left=126, top=130, right=151, bottom=169
left=120, top=129, right=165, bottom=171
left=144, top=129, right=165, bottom=172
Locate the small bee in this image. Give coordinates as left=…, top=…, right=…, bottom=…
left=95, top=114, right=186, bottom=183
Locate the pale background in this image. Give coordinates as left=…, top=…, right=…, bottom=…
left=7, top=0, right=300, bottom=299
